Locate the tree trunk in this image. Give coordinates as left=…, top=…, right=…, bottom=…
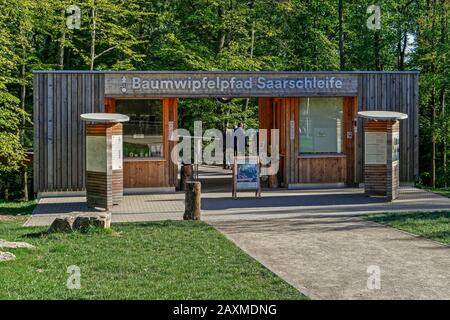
left=4, top=184, right=9, bottom=201
left=23, top=169, right=28, bottom=201
left=374, top=30, right=381, bottom=70
left=440, top=0, right=448, bottom=188
left=442, top=88, right=447, bottom=188
left=217, top=5, right=225, bottom=53
left=430, top=1, right=437, bottom=188
left=244, top=3, right=256, bottom=123
left=59, top=8, right=66, bottom=70
left=180, top=164, right=194, bottom=191
left=432, top=85, right=436, bottom=188
left=21, top=46, right=28, bottom=201
left=90, top=4, right=96, bottom=70
left=183, top=181, right=201, bottom=220
left=312, top=4, right=318, bottom=69
left=398, top=31, right=407, bottom=70
left=338, top=0, right=345, bottom=70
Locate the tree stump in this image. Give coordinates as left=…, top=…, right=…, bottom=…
left=179, top=164, right=194, bottom=191
left=183, top=181, right=201, bottom=220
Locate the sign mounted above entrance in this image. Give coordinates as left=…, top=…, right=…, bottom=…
left=105, top=72, right=358, bottom=98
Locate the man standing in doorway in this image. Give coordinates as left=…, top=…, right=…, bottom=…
left=234, top=122, right=246, bottom=157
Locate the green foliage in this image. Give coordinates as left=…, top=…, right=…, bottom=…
left=73, top=0, right=146, bottom=70
left=0, top=1, right=30, bottom=174
left=179, top=98, right=258, bottom=133
left=0, top=0, right=448, bottom=190
left=274, top=0, right=340, bottom=70
left=413, top=0, right=449, bottom=187
left=0, top=90, right=28, bottom=172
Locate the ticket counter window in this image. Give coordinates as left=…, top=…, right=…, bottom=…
left=299, top=97, right=343, bottom=154
left=116, top=99, right=163, bottom=158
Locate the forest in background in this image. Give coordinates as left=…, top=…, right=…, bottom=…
left=0, top=0, right=448, bottom=200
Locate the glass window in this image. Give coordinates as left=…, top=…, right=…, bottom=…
left=299, top=97, right=343, bottom=154
left=116, top=99, right=163, bottom=159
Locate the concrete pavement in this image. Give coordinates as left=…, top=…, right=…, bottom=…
left=26, top=187, right=450, bottom=226
left=208, top=215, right=450, bottom=299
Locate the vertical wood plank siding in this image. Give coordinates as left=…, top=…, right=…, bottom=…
left=356, top=73, right=418, bottom=182
left=34, top=73, right=105, bottom=193
left=33, top=72, right=418, bottom=193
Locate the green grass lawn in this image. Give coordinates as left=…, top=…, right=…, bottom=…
left=0, top=200, right=37, bottom=216
left=366, top=211, right=450, bottom=245
left=427, top=188, right=450, bottom=199
left=0, top=217, right=306, bottom=300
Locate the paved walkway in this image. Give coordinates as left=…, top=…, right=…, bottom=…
left=208, top=216, right=450, bottom=299
left=26, top=186, right=450, bottom=226
left=25, top=193, right=184, bottom=227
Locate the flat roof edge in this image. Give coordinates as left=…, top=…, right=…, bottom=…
left=32, top=70, right=421, bottom=74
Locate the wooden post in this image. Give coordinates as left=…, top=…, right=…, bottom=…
left=183, top=181, right=201, bottom=220
left=179, top=164, right=194, bottom=191
left=267, top=164, right=279, bottom=188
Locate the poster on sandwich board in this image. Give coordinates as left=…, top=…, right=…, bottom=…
left=232, top=156, right=261, bottom=199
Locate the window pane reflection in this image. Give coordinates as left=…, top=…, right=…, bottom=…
left=116, top=99, right=163, bottom=158
left=299, top=97, right=343, bottom=154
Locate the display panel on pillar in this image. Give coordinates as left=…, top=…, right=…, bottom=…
left=86, top=136, right=107, bottom=172
left=112, top=135, right=123, bottom=170
left=81, top=114, right=129, bottom=210
left=358, top=111, right=407, bottom=201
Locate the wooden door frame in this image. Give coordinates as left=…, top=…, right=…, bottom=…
left=342, top=96, right=358, bottom=186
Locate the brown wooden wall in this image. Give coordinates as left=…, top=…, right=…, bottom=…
left=299, top=156, right=347, bottom=183
left=33, top=71, right=418, bottom=193
left=123, top=160, right=167, bottom=188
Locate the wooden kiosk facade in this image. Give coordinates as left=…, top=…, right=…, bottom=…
left=258, top=96, right=358, bottom=187
left=33, top=71, right=419, bottom=196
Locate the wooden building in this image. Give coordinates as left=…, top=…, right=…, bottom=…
left=33, top=71, right=419, bottom=196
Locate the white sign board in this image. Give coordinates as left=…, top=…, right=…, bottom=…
left=365, top=132, right=387, bottom=165
left=112, top=135, right=123, bottom=170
